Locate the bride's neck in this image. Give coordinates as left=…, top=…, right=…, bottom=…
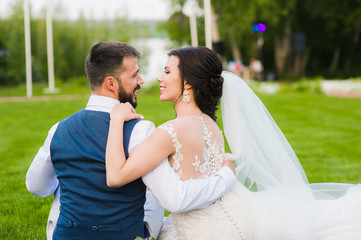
left=174, top=100, right=202, bottom=118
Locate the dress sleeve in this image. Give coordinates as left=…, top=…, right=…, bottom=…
left=26, top=122, right=59, bottom=197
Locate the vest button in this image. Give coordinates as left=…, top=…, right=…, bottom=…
left=92, top=226, right=98, bottom=231
left=66, top=220, right=72, bottom=227
left=72, top=223, right=78, bottom=228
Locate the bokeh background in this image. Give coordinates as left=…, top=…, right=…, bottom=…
left=0, top=0, right=360, bottom=239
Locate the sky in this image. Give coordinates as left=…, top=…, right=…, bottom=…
left=0, top=0, right=170, bottom=21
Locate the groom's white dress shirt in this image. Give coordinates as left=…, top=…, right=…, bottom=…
left=26, top=95, right=236, bottom=239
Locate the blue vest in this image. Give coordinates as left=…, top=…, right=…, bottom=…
left=50, top=109, right=149, bottom=240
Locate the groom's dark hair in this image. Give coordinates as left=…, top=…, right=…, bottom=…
left=85, top=41, right=140, bottom=90
left=168, top=46, right=223, bottom=121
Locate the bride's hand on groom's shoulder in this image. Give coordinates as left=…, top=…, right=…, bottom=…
left=110, top=102, right=144, bottom=122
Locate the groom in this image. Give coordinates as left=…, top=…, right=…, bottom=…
left=26, top=41, right=236, bottom=239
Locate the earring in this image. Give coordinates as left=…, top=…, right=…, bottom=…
left=182, top=89, right=191, bottom=104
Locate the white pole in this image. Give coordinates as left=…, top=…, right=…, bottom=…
left=24, top=0, right=32, bottom=98
left=203, top=0, right=212, bottom=49
left=183, top=0, right=201, bottom=47
left=190, top=15, right=198, bottom=47
left=45, top=9, right=57, bottom=93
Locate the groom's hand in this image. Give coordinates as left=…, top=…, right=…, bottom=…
left=223, top=159, right=235, bottom=175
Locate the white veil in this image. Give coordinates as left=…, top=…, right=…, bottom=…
left=221, top=71, right=352, bottom=199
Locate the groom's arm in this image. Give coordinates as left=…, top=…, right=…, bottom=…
left=143, top=159, right=235, bottom=213
left=26, top=123, right=60, bottom=240
left=26, top=123, right=59, bottom=197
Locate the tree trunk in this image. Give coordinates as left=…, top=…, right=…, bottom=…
left=329, top=47, right=340, bottom=73
left=228, top=31, right=241, bottom=62
left=274, top=0, right=297, bottom=76
left=292, top=52, right=301, bottom=76
left=275, top=18, right=292, bottom=74
left=300, top=48, right=310, bottom=76
left=292, top=48, right=310, bottom=76
left=343, top=18, right=361, bottom=73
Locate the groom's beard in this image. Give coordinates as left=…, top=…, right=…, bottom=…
left=118, top=83, right=140, bottom=109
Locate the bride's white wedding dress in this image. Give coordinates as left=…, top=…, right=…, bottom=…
left=157, top=72, right=361, bottom=240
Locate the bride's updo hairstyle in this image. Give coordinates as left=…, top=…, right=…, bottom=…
left=168, top=46, right=223, bottom=121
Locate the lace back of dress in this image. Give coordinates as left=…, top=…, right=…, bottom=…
left=158, top=115, right=225, bottom=180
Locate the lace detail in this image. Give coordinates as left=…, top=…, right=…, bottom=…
left=158, top=116, right=224, bottom=179
left=158, top=123, right=183, bottom=176
left=192, top=115, right=225, bottom=178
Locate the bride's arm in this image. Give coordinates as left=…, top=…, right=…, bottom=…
left=106, top=103, right=174, bottom=187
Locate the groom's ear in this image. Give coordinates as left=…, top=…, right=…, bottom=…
left=104, top=76, right=116, bottom=91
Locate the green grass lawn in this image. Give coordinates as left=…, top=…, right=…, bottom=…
left=0, top=86, right=360, bottom=239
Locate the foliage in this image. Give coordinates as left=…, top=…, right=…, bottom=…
left=0, top=0, right=152, bottom=86
left=164, top=0, right=361, bottom=79
left=279, top=80, right=323, bottom=94
left=295, top=0, right=361, bottom=77
left=249, top=78, right=323, bottom=95
left=1, top=86, right=361, bottom=238
left=348, top=77, right=361, bottom=82
left=160, top=3, right=206, bottom=48
left=0, top=0, right=26, bottom=86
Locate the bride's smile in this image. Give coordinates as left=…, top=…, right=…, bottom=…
left=157, top=56, right=183, bottom=104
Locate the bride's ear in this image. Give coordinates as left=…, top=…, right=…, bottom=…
left=184, top=81, right=192, bottom=90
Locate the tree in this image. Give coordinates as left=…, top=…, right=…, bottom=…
left=0, top=0, right=135, bottom=86
left=165, top=0, right=361, bottom=79
left=301, top=0, right=361, bottom=77
left=0, top=0, right=26, bottom=85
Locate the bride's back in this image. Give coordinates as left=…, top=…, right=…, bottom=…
left=158, top=114, right=225, bottom=181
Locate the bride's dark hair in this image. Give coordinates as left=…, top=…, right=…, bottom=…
left=168, top=46, right=223, bottom=121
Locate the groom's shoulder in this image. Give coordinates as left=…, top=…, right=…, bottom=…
left=132, top=119, right=156, bottom=134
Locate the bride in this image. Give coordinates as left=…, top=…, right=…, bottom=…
left=105, top=46, right=361, bottom=239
